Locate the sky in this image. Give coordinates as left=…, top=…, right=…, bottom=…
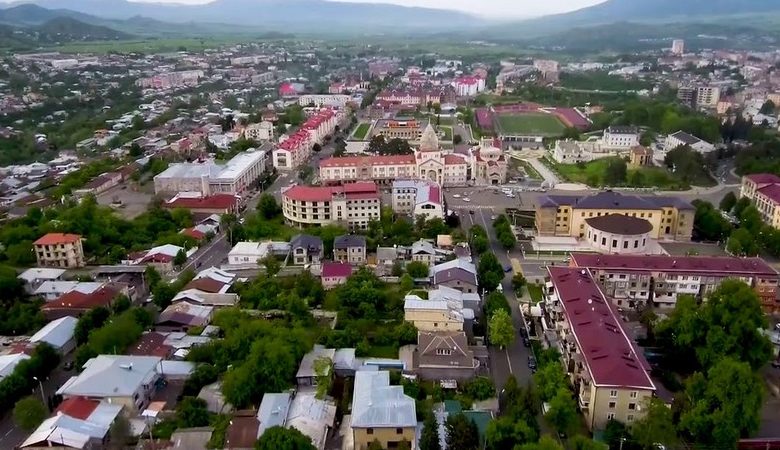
left=119, top=0, right=605, bottom=19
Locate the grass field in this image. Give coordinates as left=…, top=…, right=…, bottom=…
left=496, top=113, right=566, bottom=137
left=353, top=123, right=371, bottom=140
left=439, top=126, right=453, bottom=141
left=544, top=157, right=698, bottom=190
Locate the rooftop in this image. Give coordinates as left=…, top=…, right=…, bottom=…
left=585, top=214, right=653, bottom=235
left=757, top=184, right=780, bottom=205
left=570, top=253, right=778, bottom=277
left=57, top=355, right=161, bottom=398
left=29, top=316, right=78, bottom=349
left=165, top=194, right=239, bottom=210
left=319, top=154, right=416, bottom=168
left=745, top=173, right=780, bottom=185
left=283, top=182, right=379, bottom=203
left=539, top=191, right=693, bottom=211
left=322, top=261, right=353, bottom=278
left=547, top=267, right=655, bottom=390
left=351, top=371, right=416, bottom=429
left=34, top=233, right=81, bottom=246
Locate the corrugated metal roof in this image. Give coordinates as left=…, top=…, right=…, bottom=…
left=351, top=371, right=416, bottom=428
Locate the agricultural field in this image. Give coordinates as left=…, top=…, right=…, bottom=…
left=496, top=113, right=566, bottom=137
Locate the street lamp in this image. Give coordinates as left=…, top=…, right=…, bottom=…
left=32, top=376, right=46, bottom=409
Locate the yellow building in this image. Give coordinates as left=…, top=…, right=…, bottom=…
left=33, top=233, right=85, bottom=268
left=546, top=267, right=656, bottom=430
left=535, top=191, right=694, bottom=241
left=740, top=174, right=780, bottom=228
left=351, top=371, right=417, bottom=450
left=403, top=298, right=464, bottom=332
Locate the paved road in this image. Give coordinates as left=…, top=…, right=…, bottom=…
left=459, top=207, right=535, bottom=390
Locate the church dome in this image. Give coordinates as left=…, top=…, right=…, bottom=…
left=419, top=124, right=439, bottom=152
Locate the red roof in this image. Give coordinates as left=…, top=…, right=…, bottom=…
left=570, top=253, right=778, bottom=278
left=548, top=267, right=655, bottom=389
left=319, top=154, right=416, bottom=168
left=165, top=194, right=238, bottom=210
left=34, top=233, right=81, bottom=246
left=283, top=182, right=379, bottom=203
left=322, top=261, right=353, bottom=278
left=444, top=154, right=467, bottom=165
left=185, top=277, right=227, bottom=294
left=128, top=332, right=172, bottom=358
left=43, top=285, right=120, bottom=312
left=56, top=397, right=99, bottom=420
left=757, top=184, right=780, bottom=204
left=746, top=173, right=780, bottom=184
left=182, top=228, right=207, bottom=240
left=428, top=184, right=441, bottom=203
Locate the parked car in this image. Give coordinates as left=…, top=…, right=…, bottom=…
left=63, top=361, right=74, bottom=371
left=528, top=356, right=537, bottom=371
left=523, top=337, right=531, bottom=347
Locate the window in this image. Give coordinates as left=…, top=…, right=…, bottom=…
left=607, top=413, right=616, bottom=420
left=629, top=391, right=638, bottom=398
left=367, top=428, right=374, bottom=435
left=627, top=414, right=635, bottom=422
left=436, top=348, right=452, bottom=356
left=623, top=241, right=628, bottom=249
left=608, top=401, right=616, bottom=408
left=610, top=390, right=618, bottom=398
left=602, top=237, right=606, bottom=245
left=396, top=428, right=403, bottom=434
left=629, top=403, right=636, bottom=410
left=634, top=240, right=639, bottom=248
left=612, top=239, right=618, bottom=248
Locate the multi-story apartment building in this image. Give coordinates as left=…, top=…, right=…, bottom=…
left=740, top=173, right=780, bottom=228
left=34, top=233, right=85, bottom=268
left=281, top=182, right=381, bottom=230
left=273, top=108, right=340, bottom=170
left=319, top=125, right=470, bottom=187
left=671, top=39, right=685, bottom=55
left=535, top=191, right=694, bottom=241
left=154, top=149, right=268, bottom=196
left=297, top=94, right=351, bottom=108
left=135, top=70, right=204, bottom=90
left=601, top=126, right=640, bottom=149
left=545, top=267, right=656, bottom=431
left=244, top=121, right=274, bottom=141
left=452, top=76, right=486, bottom=96
left=677, top=86, right=696, bottom=108
left=696, top=86, right=721, bottom=108
left=569, top=253, right=779, bottom=312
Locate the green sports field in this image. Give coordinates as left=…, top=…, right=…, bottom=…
left=496, top=113, right=566, bottom=137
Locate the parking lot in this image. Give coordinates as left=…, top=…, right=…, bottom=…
left=96, top=184, right=154, bottom=219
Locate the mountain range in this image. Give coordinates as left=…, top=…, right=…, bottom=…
left=1, top=0, right=780, bottom=44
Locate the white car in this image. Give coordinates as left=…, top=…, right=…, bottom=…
left=453, top=194, right=461, bottom=198
left=463, top=197, right=471, bottom=202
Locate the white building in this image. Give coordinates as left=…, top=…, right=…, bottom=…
left=244, top=121, right=274, bottom=141
left=664, top=131, right=715, bottom=154
left=552, top=140, right=589, bottom=164
left=696, top=86, right=721, bottom=108
left=391, top=180, right=445, bottom=220
left=29, top=316, right=78, bottom=354
left=602, top=126, right=640, bottom=149
left=154, top=148, right=268, bottom=195
left=297, top=94, right=351, bottom=108
left=671, top=39, right=685, bottom=55
left=452, top=76, right=485, bottom=97
left=227, top=241, right=290, bottom=267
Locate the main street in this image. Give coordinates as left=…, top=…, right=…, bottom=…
left=459, top=206, right=535, bottom=390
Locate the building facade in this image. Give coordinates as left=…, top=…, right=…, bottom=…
left=602, top=126, right=640, bottom=149
left=351, top=371, right=416, bottom=450
left=545, top=267, right=655, bottom=431
left=470, top=138, right=508, bottom=185
left=569, top=253, right=779, bottom=312
left=664, top=131, right=715, bottom=154
left=154, top=149, right=268, bottom=196
left=391, top=180, right=445, bottom=220
left=281, top=182, right=381, bottom=230
left=740, top=174, right=780, bottom=229
left=535, top=191, right=694, bottom=241
left=34, top=233, right=85, bottom=268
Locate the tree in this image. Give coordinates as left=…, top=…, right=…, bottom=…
left=691, top=200, right=732, bottom=241
left=261, top=255, right=281, bottom=276
left=13, top=397, right=47, bottom=431
left=512, top=273, right=527, bottom=293
left=420, top=411, right=442, bottom=450
left=719, top=192, right=737, bottom=212
left=74, top=306, right=110, bottom=345
left=488, top=309, right=515, bottom=349
left=406, top=261, right=429, bottom=278
left=631, top=398, right=677, bottom=450
left=533, top=361, right=567, bottom=402
left=391, top=260, right=404, bottom=277
left=604, top=158, right=627, bottom=185
left=545, top=388, right=578, bottom=434
left=255, top=425, right=316, bottom=450
left=679, top=358, right=763, bottom=447
left=399, top=273, right=414, bottom=292
left=733, top=197, right=751, bottom=218
left=152, top=283, right=177, bottom=309
left=464, top=376, right=495, bottom=401
left=570, top=436, right=608, bottom=450
left=453, top=134, right=463, bottom=145
left=258, top=194, right=281, bottom=219
left=484, top=291, right=511, bottom=318
left=478, top=252, right=504, bottom=293
left=177, top=397, right=210, bottom=428
left=313, top=357, right=333, bottom=399
left=445, top=413, right=479, bottom=450
left=486, top=416, right=537, bottom=450
left=174, top=249, right=187, bottom=267
left=518, top=436, right=565, bottom=450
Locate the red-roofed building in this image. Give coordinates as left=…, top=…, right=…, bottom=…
left=278, top=82, right=299, bottom=98
left=33, top=233, right=85, bottom=268
left=281, top=182, right=380, bottom=230
left=164, top=193, right=240, bottom=215
left=42, top=284, right=125, bottom=320
left=128, top=332, right=173, bottom=358
left=452, top=75, right=486, bottom=96
left=741, top=174, right=780, bottom=230
left=545, top=267, right=655, bottom=431
left=321, top=261, right=353, bottom=289
left=55, top=397, right=99, bottom=420
left=569, top=253, right=780, bottom=313
left=273, top=108, right=341, bottom=170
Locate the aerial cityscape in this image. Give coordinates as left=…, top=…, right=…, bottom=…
left=1, top=0, right=780, bottom=449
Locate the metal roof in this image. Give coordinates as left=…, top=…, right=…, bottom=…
left=29, top=316, right=77, bottom=349
left=57, top=355, right=161, bottom=398
left=351, top=371, right=416, bottom=428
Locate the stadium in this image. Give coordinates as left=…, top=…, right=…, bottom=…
left=476, top=102, right=591, bottom=148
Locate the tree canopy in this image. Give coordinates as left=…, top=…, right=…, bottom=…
left=255, top=426, right=316, bottom=450
left=445, top=413, right=479, bottom=450
left=488, top=309, right=515, bottom=349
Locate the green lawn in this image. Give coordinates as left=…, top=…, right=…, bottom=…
left=353, top=123, right=371, bottom=140
left=497, top=113, right=566, bottom=137
left=527, top=284, right=544, bottom=304
left=439, top=126, right=453, bottom=141
left=512, top=158, right=542, bottom=180
left=545, top=157, right=693, bottom=190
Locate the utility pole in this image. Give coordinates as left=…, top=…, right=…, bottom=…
left=32, top=376, right=46, bottom=409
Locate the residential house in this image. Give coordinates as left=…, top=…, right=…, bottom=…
left=42, top=284, right=126, bottom=320
left=431, top=259, right=478, bottom=293
left=18, top=268, right=66, bottom=294
left=321, top=262, right=353, bottom=290
left=350, top=371, right=417, bottom=450
left=412, top=331, right=480, bottom=381
left=664, top=131, right=715, bottom=154
left=544, top=267, right=655, bottom=430
left=56, top=355, right=163, bottom=413
left=296, top=346, right=336, bottom=388
left=552, top=140, right=588, bottom=164
left=0, top=353, right=30, bottom=381
left=156, top=303, right=214, bottom=332
left=629, top=146, right=653, bottom=167
left=33, top=233, right=85, bottom=268
left=404, top=297, right=464, bottom=332
left=227, top=241, right=290, bottom=267
left=334, top=235, right=367, bottom=264
left=20, top=397, right=124, bottom=450
left=125, top=244, right=188, bottom=274
left=290, top=234, right=324, bottom=266
left=29, top=316, right=78, bottom=354
left=257, top=391, right=337, bottom=450
left=410, top=239, right=437, bottom=266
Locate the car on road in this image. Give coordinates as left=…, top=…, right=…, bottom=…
left=453, top=194, right=461, bottom=198
left=469, top=210, right=475, bottom=215
left=463, top=197, right=471, bottom=202
left=491, top=215, right=497, bottom=220
left=504, top=265, right=512, bottom=273
left=528, top=356, right=537, bottom=371
left=523, top=337, right=530, bottom=347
